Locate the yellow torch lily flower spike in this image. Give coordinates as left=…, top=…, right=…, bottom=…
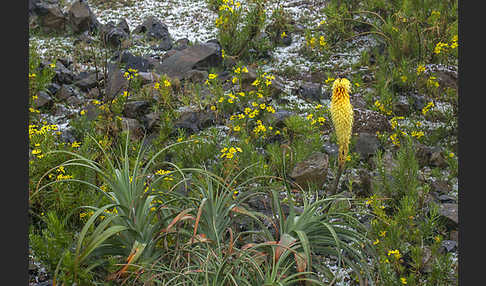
left=329, top=78, right=353, bottom=195
left=330, top=78, right=354, bottom=168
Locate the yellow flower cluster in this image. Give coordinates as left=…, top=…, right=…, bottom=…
left=220, top=146, right=242, bottom=159
left=416, top=65, right=426, bottom=75
left=422, top=101, right=434, bottom=116
left=411, top=130, right=424, bottom=139
left=29, top=123, right=59, bottom=139
left=427, top=76, right=439, bottom=88
left=155, top=169, right=173, bottom=181
left=434, top=41, right=449, bottom=54
left=387, top=249, right=402, bottom=259
left=124, top=68, right=139, bottom=80
left=389, top=133, right=400, bottom=147
left=253, top=120, right=268, bottom=135
left=389, top=116, right=404, bottom=130
left=374, top=100, right=392, bottom=115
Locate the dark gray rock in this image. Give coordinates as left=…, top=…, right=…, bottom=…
left=59, top=128, right=77, bottom=144
left=66, top=95, right=83, bottom=106
left=138, top=71, right=160, bottom=84
left=280, top=33, right=292, bottom=46
left=266, top=110, right=295, bottom=128
left=141, top=111, right=160, bottom=131
left=56, top=84, right=75, bottom=100
left=117, top=18, right=130, bottom=34
left=430, top=180, right=451, bottom=195
left=173, top=111, right=216, bottom=133
left=289, top=152, right=329, bottom=188
left=46, top=82, right=61, bottom=96
left=296, top=82, right=322, bottom=102
left=349, top=94, right=367, bottom=109
left=134, top=16, right=170, bottom=40
left=410, top=92, right=426, bottom=111
left=415, top=144, right=447, bottom=168
left=184, top=69, right=208, bottom=83
left=121, top=117, right=145, bottom=140
left=100, top=21, right=129, bottom=48
left=439, top=203, right=458, bottom=228
left=34, top=1, right=66, bottom=32
left=393, top=96, right=411, bottom=116
left=154, top=43, right=222, bottom=80
left=33, top=91, right=52, bottom=108
left=74, top=71, right=99, bottom=91
left=67, top=0, right=100, bottom=34
left=104, top=62, right=128, bottom=101
left=53, top=61, right=74, bottom=84
left=354, top=132, right=381, bottom=159
left=173, top=38, right=190, bottom=51
left=430, top=150, right=448, bottom=168
left=440, top=240, right=457, bottom=253
left=353, top=108, right=392, bottom=134
left=322, top=141, right=339, bottom=157
left=437, top=194, right=456, bottom=204
left=123, top=101, right=151, bottom=119
left=120, top=51, right=155, bottom=72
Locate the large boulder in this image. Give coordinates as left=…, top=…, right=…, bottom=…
left=32, top=0, right=67, bottom=32
left=290, top=152, right=329, bottom=189
left=133, top=16, right=172, bottom=50
left=352, top=108, right=392, bottom=134
left=104, top=62, right=128, bottom=102
left=100, top=20, right=129, bottom=48
left=67, top=0, right=100, bottom=34
left=154, top=43, right=222, bottom=80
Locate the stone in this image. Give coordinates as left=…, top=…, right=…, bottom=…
left=66, top=95, right=83, bottom=106
left=104, top=62, right=128, bottom=101
left=409, top=92, right=426, bottom=111
left=322, top=142, right=339, bottom=158
left=289, top=152, right=329, bottom=188
left=123, top=101, right=151, bottom=119
left=430, top=150, right=448, bottom=168
left=265, top=110, right=295, bottom=128
left=154, top=43, right=222, bottom=80
left=352, top=108, right=392, bottom=134
left=67, top=0, right=100, bottom=34
left=59, top=128, right=77, bottom=144
left=120, top=51, right=155, bottom=72
left=349, top=94, right=367, bottom=109
left=353, top=132, right=381, bottom=159
left=138, top=72, right=160, bottom=84
left=74, top=71, right=99, bottom=91
left=121, top=117, right=144, bottom=140
left=173, top=38, right=190, bottom=51
left=34, top=2, right=66, bottom=32
left=33, top=91, right=52, bottom=108
left=141, top=111, right=160, bottom=131
left=184, top=69, right=208, bottom=83
left=46, top=82, right=61, bottom=96
left=53, top=61, right=74, bottom=84
left=134, top=16, right=170, bottom=40
left=296, top=82, right=322, bottom=102
left=280, top=33, right=292, bottom=46
left=440, top=240, right=457, bottom=253
left=117, top=18, right=130, bottom=34
left=430, top=180, right=451, bottom=195
left=100, top=21, right=129, bottom=48
left=393, top=96, right=411, bottom=116
left=438, top=203, right=458, bottom=228
left=173, top=111, right=216, bottom=133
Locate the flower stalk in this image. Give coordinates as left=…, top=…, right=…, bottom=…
left=329, top=78, right=354, bottom=195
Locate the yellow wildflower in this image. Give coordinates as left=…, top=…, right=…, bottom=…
left=330, top=78, right=353, bottom=167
